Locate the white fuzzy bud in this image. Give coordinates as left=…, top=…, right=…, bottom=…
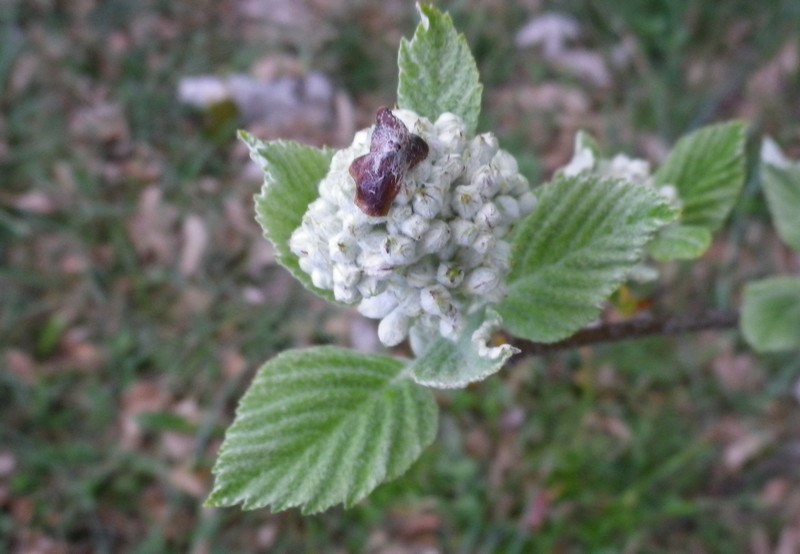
left=464, top=267, right=502, bottom=295
left=495, top=195, right=520, bottom=221
left=518, top=191, right=538, bottom=215
left=359, top=252, right=393, bottom=278
left=412, top=186, right=444, bottom=219
left=452, top=184, right=483, bottom=219
left=388, top=204, right=414, bottom=229
left=438, top=314, right=463, bottom=340
left=657, top=184, right=681, bottom=208
left=341, top=212, right=371, bottom=239
left=492, top=150, right=519, bottom=178
left=472, top=233, right=495, bottom=256
left=450, top=219, right=480, bottom=246
left=358, top=289, right=398, bottom=319
left=290, top=227, right=315, bottom=257
left=328, top=231, right=358, bottom=264
left=284, top=108, right=537, bottom=347
left=378, top=308, right=410, bottom=347
left=420, top=285, right=456, bottom=319
left=405, top=257, right=436, bottom=287
left=298, top=256, right=315, bottom=275
left=506, top=174, right=531, bottom=197
left=311, top=268, right=333, bottom=290
left=437, top=154, right=466, bottom=184
left=466, top=133, right=499, bottom=174
left=471, top=166, right=502, bottom=199
left=357, top=276, right=381, bottom=298
left=399, top=214, right=430, bottom=240
left=333, top=283, right=358, bottom=303
left=360, top=230, right=389, bottom=253
left=381, top=235, right=416, bottom=265
left=397, top=288, right=423, bottom=317
left=418, top=220, right=451, bottom=255
left=332, top=263, right=361, bottom=288
left=475, top=202, right=502, bottom=229
left=607, top=154, right=650, bottom=184
left=456, top=245, right=485, bottom=270
left=436, top=263, right=465, bottom=288
left=435, top=113, right=466, bottom=149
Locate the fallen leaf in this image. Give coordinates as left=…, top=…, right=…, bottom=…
left=127, top=186, right=178, bottom=264
left=13, top=191, right=57, bottom=214
left=749, top=526, right=771, bottom=554
left=246, top=239, right=276, bottom=275
left=0, top=452, right=16, bottom=478
left=761, top=478, right=790, bottom=508
left=69, top=102, right=130, bottom=143
left=256, top=524, right=279, bottom=549
left=515, top=13, right=580, bottom=55
left=723, top=431, right=774, bottom=472
left=219, top=348, right=247, bottom=378
left=120, top=380, right=170, bottom=449
left=712, top=351, right=763, bottom=392
left=4, top=349, right=36, bottom=384
left=776, top=527, right=800, bottom=554
left=524, top=489, right=554, bottom=531
left=548, top=48, right=611, bottom=88
left=162, top=432, right=197, bottom=461
left=179, top=214, right=209, bottom=276
left=168, top=465, right=207, bottom=498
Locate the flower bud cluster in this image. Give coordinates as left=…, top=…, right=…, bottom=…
left=559, top=131, right=681, bottom=208
left=289, top=109, right=536, bottom=348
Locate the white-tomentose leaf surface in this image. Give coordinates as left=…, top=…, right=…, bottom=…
left=207, top=347, right=438, bottom=513
left=742, top=277, right=800, bottom=353
left=498, top=176, right=676, bottom=343
left=408, top=308, right=519, bottom=388
left=761, top=160, right=800, bottom=253
left=242, top=134, right=337, bottom=303
left=653, top=121, right=747, bottom=231
left=647, top=224, right=712, bottom=262
left=398, top=4, right=483, bottom=135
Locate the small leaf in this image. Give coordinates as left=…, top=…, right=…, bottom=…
left=648, top=224, right=712, bottom=261
left=653, top=121, right=747, bottom=231
left=574, top=129, right=601, bottom=158
left=409, top=308, right=518, bottom=389
left=741, top=277, right=800, bottom=352
left=242, top=133, right=337, bottom=302
left=498, top=176, right=677, bottom=343
left=207, top=347, right=438, bottom=513
left=398, top=3, right=483, bottom=135
left=761, top=161, right=800, bottom=252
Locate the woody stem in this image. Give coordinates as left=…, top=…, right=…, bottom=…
left=509, top=309, right=740, bottom=356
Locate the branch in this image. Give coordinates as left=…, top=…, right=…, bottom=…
left=510, top=310, right=740, bottom=356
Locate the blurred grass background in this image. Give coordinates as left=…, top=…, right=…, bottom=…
left=2, top=0, right=800, bottom=552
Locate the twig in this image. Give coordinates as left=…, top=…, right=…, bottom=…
left=510, top=310, right=740, bottom=356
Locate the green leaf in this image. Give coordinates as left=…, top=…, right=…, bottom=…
left=761, top=162, right=800, bottom=252
left=397, top=3, right=482, bottom=135
left=653, top=121, right=747, bottom=230
left=242, top=133, right=337, bottom=303
left=741, top=277, right=800, bottom=352
left=207, top=347, right=438, bottom=513
left=408, top=308, right=518, bottom=388
left=498, top=176, right=677, bottom=343
left=574, top=129, right=601, bottom=158
left=648, top=224, right=712, bottom=261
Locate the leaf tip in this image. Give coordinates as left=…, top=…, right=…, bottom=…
left=415, top=3, right=438, bottom=28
